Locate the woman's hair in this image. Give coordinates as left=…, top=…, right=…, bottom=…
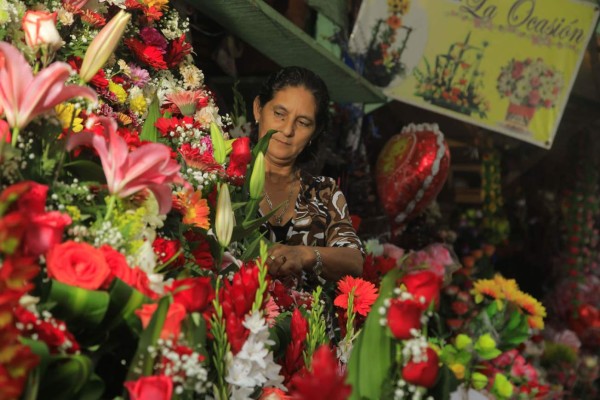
left=253, top=66, right=330, bottom=165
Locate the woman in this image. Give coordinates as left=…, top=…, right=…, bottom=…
left=252, top=66, right=364, bottom=287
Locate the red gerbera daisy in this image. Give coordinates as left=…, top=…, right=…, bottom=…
left=165, top=34, right=193, bottom=68
left=125, top=38, right=168, bottom=70
left=333, top=275, right=378, bottom=316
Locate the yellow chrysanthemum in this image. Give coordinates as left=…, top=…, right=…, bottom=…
left=55, top=103, right=84, bottom=132
left=176, top=190, right=210, bottom=230
left=129, top=94, right=147, bottom=115
left=387, top=0, right=410, bottom=15
left=108, top=81, right=127, bottom=104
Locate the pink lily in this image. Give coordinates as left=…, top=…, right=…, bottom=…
left=0, top=41, right=97, bottom=138
left=67, top=116, right=185, bottom=214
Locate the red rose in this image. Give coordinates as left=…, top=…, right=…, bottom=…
left=136, top=302, right=186, bottom=340
left=400, top=271, right=442, bottom=308
left=100, top=245, right=132, bottom=287
left=166, top=277, right=214, bottom=313
left=402, top=346, right=439, bottom=388
left=15, top=181, right=47, bottom=214
left=152, top=237, right=183, bottom=267
left=25, top=211, right=71, bottom=256
left=226, top=136, right=251, bottom=184
left=125, top=375, right=173, bottom=400
left=46, top=241, right=110, bottom=290
left=387, top=298, right=424, bottom=340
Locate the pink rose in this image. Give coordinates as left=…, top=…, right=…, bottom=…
left=125, top=375, right=173, bottom=400
left=22, top=11, right=62, bottom=51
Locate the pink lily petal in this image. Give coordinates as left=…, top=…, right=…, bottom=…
left=0, top=41, right=97, bottom=130
left=67, top=115, right=185, bottom=214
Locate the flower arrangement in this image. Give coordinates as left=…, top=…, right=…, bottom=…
left=414, top=33, right=489, bottom=118
left=0, top=1, right=552, bottom=399
left=496, top=58, right=564, bottom=109
left=362, top=0, right=413, bottom=87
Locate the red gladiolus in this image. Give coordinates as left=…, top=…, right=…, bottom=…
left=290, top=345, right=351, bottom=400
left=283, top=308, right=308, bottom=380
left=387, top=298, right=424, bottom=340
left=400, top=271, right=442, bottom=308
left=226, top=312, right=249, bottom=354
left=125, top=375, right=173, bottom=400
left=402, top=347, right=439, bottom=388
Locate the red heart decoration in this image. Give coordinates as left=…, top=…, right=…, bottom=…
left=375, top=123, right=450, bottom=225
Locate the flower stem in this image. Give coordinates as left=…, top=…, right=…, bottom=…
left=11, top=126, right=19, bottom=147
left=104, top=195, right=117, bottom=221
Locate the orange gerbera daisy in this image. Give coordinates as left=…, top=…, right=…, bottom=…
left=175, top=190, right=210, bottom=229
left=334, top=276, right=378, bottom=316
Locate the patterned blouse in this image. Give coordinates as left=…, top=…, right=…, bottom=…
left=264, top=170, right=363, bottom=251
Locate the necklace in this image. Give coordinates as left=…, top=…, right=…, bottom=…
left=264, top=179, right=295, bottom=226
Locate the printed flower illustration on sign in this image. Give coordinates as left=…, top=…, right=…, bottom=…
left=349, top=0, right=427, bottom=88
left=414, top=32, right=489, bottom=118
left=497, top=58, right=564, bottom=132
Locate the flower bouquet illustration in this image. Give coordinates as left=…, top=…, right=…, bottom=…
left=363, top=0, right=414, bottom=87
left=497, top=58, right=564, bottom=132
left=414, top=32, right=489, bottom=118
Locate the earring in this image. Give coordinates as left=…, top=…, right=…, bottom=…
left=308, top=140, right=313, bottom=146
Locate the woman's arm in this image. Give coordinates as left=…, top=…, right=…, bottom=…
left=266, top=244, right=363, bottom=281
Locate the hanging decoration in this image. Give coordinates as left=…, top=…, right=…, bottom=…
left=375, top=123, right=450, bottom=230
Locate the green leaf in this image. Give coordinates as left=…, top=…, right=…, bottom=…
left=140, top=94, right=160, bottom=142
left=347, top=268, right=400, bottom=400
left=89, top=278, right=150, bottom=342
left=230, top=213, right=273, bottom=242
left=126, top=296, right=170, bottom=381
left=63, top=160, right=106, bottom=182
left=47, top=280, right=110, bottom=329
left=240, top=232, right=268, bottom=262
left=38, top=355, right=95, bottom=400
left=78, top=374, right=105, bottom=400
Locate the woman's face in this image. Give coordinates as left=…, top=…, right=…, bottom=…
left=253, top=85, right=317, bottom=165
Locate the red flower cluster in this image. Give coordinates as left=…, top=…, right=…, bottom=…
left=125, top=32, right=192, bottom=71
left=46, top=241, right=157, bottom=298
left=226, top=136, right=252, bottom=185
left=402, top=346, right=439, bottom=388
left=219, top=263, right=261, bottom=353
left=0, top=181, right=71, bottom=257
left=282, top=309, right=308, bottom=382
left=14, top=306, right=80, bottom=354
left=289, top=345, right=352, bottom=400
left=152, top=237, right=184, bottom=268
left=361, top=254, right=397, bottom=285
left=387, top=271, right=442, bottom=340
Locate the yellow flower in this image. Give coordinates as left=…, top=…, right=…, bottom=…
left=55, top=103, right=83, bottom=132
left=472, top=278, right=502, bottom=302
left=66, top=206, right=81, bottom=221
left=450, top=363, right=465, bottom=379
left=387, top=0, right=410, bottom=15
left=513, top=291, right=547, bottom=329
left=109, top=81, right=127, bottom=104
left=129, top=94, right=147, bottom=115
left=143, top=0, right=169, bottom=10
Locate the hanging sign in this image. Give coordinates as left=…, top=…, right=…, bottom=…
left=349, top=0, right=599, bottom=148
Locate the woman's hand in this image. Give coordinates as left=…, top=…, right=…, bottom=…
left=266, top=244, right=314, bottom=278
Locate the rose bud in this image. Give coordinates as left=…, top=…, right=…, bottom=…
left=22, top=11, right=63, bottom=51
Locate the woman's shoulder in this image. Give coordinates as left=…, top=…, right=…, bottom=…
left=299, top=170, right=337, bottom=190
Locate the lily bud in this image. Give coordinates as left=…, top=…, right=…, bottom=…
left=22, top=11, right=63, bottom=52
left=215, top=183, right=234, bottom=248
left=249, top=152, right=265, bottom=199
left=210, top=122, right=226, bottom=164
left=80, top=10, right=131, bottom=82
